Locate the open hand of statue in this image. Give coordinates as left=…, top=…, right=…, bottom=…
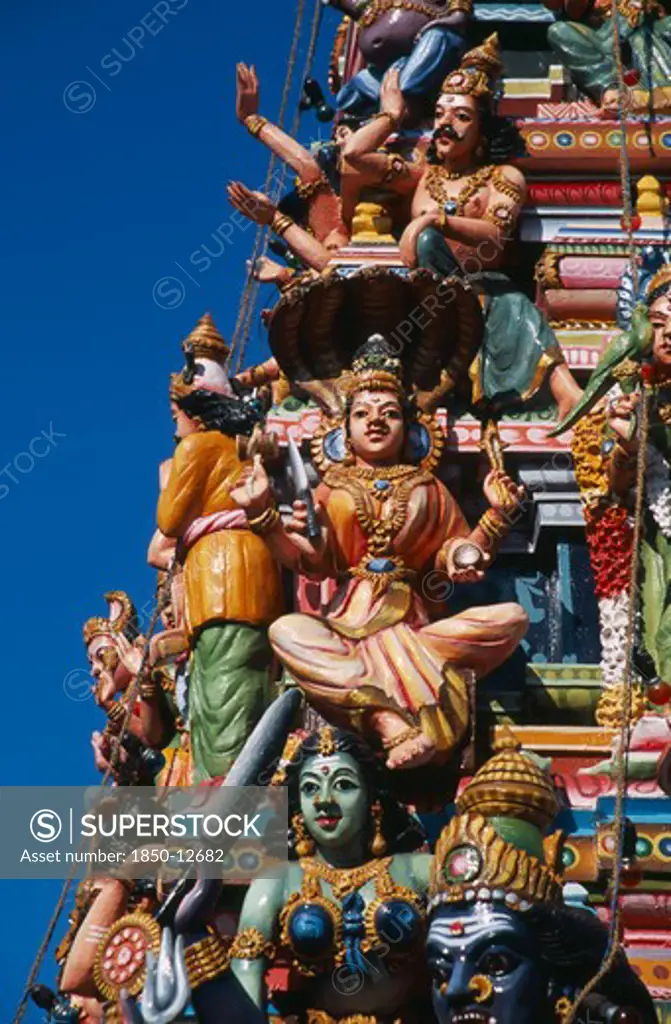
left=248, top=255, right=286, bottom=284
left=227, top=181, right=276, bottom=226
left=284, top=498, right=327, bottom=556
left=608, top=392, right=640, bottom=447
left=229, top=454, right=272, bottom=518
left=380, top=69, right=407, bottom=127
left=236, top=62, right=260, bottom=122
left=483, top=469, right=525, bottom=514
left=439, top=539, right=491, bottom=584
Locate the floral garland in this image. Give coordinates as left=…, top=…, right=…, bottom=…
left=645, top=442, right=671, bottom=538
left=571, top=403, right=635, bottom=686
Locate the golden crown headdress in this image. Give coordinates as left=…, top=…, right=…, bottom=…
left=429, top=738, right=564, bottom=913
left=647, top=264, right=671, bottom=303
left=169, top=313, right=231, bottom=401
left=83, top=591, right=137, bottom=646
left=441, top=33, right=503, bottom=102
left=337, top=334, right=405, bottom=403
left=183, top=312, right=230, bottom=362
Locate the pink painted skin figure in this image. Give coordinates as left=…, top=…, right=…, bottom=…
left=230, top=338, right=528, bottom=770
left=84, top=592, right=176, bottom=757
left=229, top=64, right=419, bottom=273
left=235, top=62, right=348, bottom=251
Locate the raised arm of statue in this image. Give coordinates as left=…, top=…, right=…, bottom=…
left=229, top=454, right=333, bottom=573
left=342, top=70, right=420, bottom=191
left=227, top=180, right=332, bottom=271
left=230, top=874, right=284, bottom=1009
left=236, top=63, right=325, bottom=183
left=59, top=879, right=130, bottom=996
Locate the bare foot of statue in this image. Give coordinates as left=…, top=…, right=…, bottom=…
left=372, top=711, right=437, bottom=769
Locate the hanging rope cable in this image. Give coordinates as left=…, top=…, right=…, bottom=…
left=230, top=0, right=307, bottom=373
left=233, top=0, right=324, bottom=374
left=12, top=562, right=178, bottom=1023
left=14, top=6, right=322, bottom=1011
left=563, top=14, right=643, bottom=1018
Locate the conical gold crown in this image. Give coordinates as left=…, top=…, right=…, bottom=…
left=182, top=312, right=230, bottom=362
left=441, top=33, right=503, bottom=100
left=456, top=734, right=559, bottom=831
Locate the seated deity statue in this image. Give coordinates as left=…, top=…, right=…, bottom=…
left=426, top=739, right=658, bottom=1024
left=325, top=0, right=472, bottom=121
left=341, top=36, right=583, bottom=421
left=157, top=313, right=285, bottom=782
left=230, top=726, right=434, bottom=1023
left=231, top=336, right=528, bottom=771
left=543, top=0, right=671, bottom=115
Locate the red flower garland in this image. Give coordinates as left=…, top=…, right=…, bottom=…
left=585, top=504, right=634, bottom=599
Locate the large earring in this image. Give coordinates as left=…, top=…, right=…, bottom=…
left=468, top=976, right=493, bottom=1004
left=370, top=801, right=388, bottom=857
left=291, top=812, right=315, bottom=858
left=554, top=996, right=572, bottom=1023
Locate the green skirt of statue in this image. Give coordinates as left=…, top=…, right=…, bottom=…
left=416, top=228, right=564, bottom=412
left=189, top=622, right=274, bottom=782
left=547, top=14, right=671, bottom=101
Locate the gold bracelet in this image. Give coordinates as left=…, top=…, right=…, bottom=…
left=247, top=506, right=280, bottom=536
left=478, top=508, right=511, bottom=541
left=271, top=211, right=294, bottom=237
left=230, top=926, right=275, bottom=961
left=184, top=932, right=231, bottom=989
left=295, top=173, right=330, bottom=201
left=244, top=114, right=268, bottom=137
left=373, top=110, right=400, bottom=131
left=107, top=701, right=126, bottom=725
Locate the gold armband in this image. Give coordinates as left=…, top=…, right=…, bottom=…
left=247, top=505, right=280, bottom=536
left=271, top=212, right=294, bottom=237
left=244, top=114, right=268, bottom=137
left=230, top=927, right=275, bottom=961
left=381, top=151, right=410, bottom=184
left=491, top=168, right=525, bottom=205
left=295, top=173, right=330, bottom=201
left=184, top=932, right=232, bottom=989
left=483, top=205, right=515, bottom=232
left=478, top=508, right=511, bottom=541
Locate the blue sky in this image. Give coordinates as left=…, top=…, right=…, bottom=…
left=0, top=0, right=333, bottom=1016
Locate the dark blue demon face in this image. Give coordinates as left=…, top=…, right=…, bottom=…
left=426, top=903, right=555, bottom=1024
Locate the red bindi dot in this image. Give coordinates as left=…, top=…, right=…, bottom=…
left=320, top=765, right=330, bottom=775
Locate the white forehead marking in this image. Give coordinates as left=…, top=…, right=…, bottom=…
left=428, top=909, right=515, bottom=949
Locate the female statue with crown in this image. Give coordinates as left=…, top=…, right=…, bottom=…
left=342, top=36, right=583, bottom=420
left=230, top=726, right=434, bottom=1023
left=231, top=336, right=528, bottom=771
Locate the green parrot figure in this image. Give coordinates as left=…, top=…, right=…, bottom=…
left=549, top=302, right=654, bottom=437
